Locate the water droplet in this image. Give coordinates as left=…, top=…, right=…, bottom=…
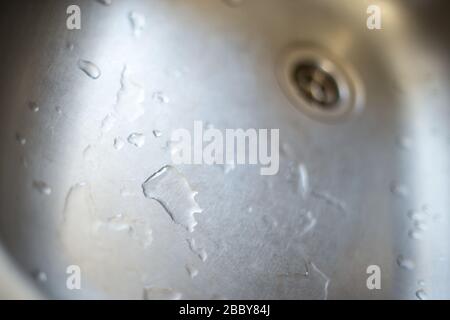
left=310, top=262, right=330, bottom=300
left=413, top=220, right=428, bottom=232
left=142, top=287, right=182, bottom=300
left=55, top=106, right=63, bottom=115
left=248, top=206, right=253, bottom=213
left=101, top=114, right=116, bottom=133
left=416, top=289, right=428, bottom=300
left=418, top=280, right=426, bottom=287
left=408, top=229, right=424, bottom=240
left=142, top=165, right=202, bottom=232
left=33, top=180, right=52, bottom=195
left=78, top=59, right=101, bottom=79
left=311, top=190, right=347, bottom=214
left=66, top=42, right=75, bottom=51
left=107, top=215, right=132, bottom=233
left=114, top=66, right=145, bottom=122
left=83, top=145, right=94, bottom=160
left=29, top=101, right=39, bottom=112
left=15, top=133, right=26, bottom=145
left=127, top=133, right=145, bottom=148
left=113, top=137, right=125, bottom=150
left=390, top=182, right=409, bottom=197
left=303, top=262, right=310, bottom=277
left=397, top=255, right=415, bottom=270
left=396, top=136, right=413, bottom=150
left=407, top=209, right=427, bottom=221
left=185, top=264, right=199, bottom=279
left=129, top=11, right=146, bottom=38
left=33, top=270, right=47, bottom=283
left=106, top=213, right=153, bottom=248
left=298, top=211, right=316, bottom=237
left=21, top=156, right=29, bottom=169
left=120, top=188, right=133, bottom=197
left=97, top=0, right=112, bottom=5
left=298, top=163, right=309, bottom=198
left=62, top=182, right=154, bottom=255
left=187, top=238, right=207, bottom=262
left=152, top=130, right=162, bottom=138
left=152, top=91, right=169, bottom=104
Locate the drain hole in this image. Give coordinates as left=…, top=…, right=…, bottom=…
left=277, top=44, right=364, bottom=122
left=293, top=63, right=340, bottom=109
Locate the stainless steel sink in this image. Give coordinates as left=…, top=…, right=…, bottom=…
left=0, top=0, right=449, bottom=299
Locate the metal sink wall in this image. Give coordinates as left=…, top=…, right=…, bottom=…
left=0, top=0, right=448, bottom=299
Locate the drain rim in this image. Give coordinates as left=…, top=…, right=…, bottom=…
left=276, top=44, right=364, bottom=122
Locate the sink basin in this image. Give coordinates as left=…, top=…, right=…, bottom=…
left=0, top=0, right=448, bottom=299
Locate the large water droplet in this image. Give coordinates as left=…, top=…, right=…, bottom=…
left=127, top=133, right=145, bottom=148
left=78, top=60, right=101, bottom=79
left=62, top=182, right=153, bottom=258
left=142, top=165, right=202, bottom=232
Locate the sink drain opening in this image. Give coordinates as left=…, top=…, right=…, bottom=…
left=293, top=62, right=340, bottom=109
left=277, top=44, right=364, bottom=122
